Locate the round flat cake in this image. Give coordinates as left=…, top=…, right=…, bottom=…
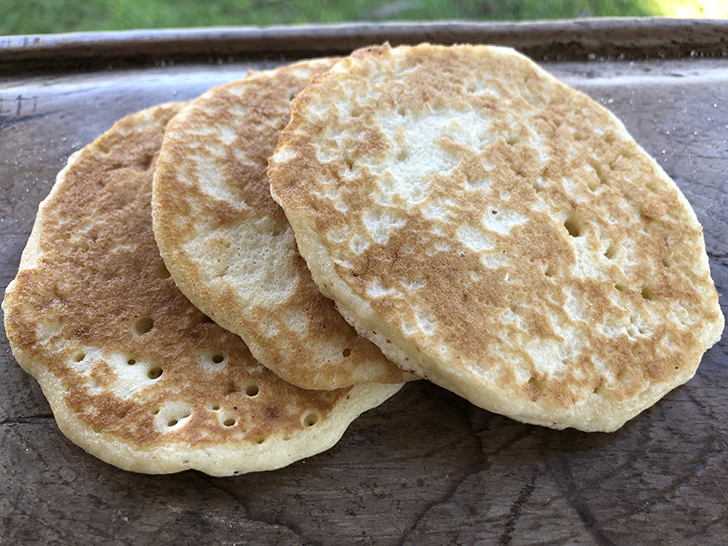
left=2, top=103, right=401, bottom=475
left=268, top=43, right=724, bottom=432
left=152, top=60, right=413, bottom=390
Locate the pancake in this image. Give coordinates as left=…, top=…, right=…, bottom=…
left=152, top=60, right=413, bottom=390
left=2, top=103, right=402, bottom=476
left=267, top=43, right=724, bottom=432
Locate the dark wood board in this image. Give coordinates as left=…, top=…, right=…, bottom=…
left=2, top=18, right=728, bottom=74
left=1, top=22, right=727, bottom=546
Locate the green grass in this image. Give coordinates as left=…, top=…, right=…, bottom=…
left=0, top=0, right=680, bottom=36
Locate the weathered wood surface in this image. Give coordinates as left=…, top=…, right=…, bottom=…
left=2, top=18, right=728, bottom=74
left=1, top=25, right=727, bottom=545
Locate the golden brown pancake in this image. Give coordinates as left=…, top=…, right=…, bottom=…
left=2, top=103, right=401, bottom=475
left=152, top=60, right=413, bottom=390
left=268, top=43, right=724, bottom=432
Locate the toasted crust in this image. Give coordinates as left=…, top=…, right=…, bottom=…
left=151, top=60, right=413, bottom=390
left=2, top=103, right=401, bottom=475
left=268, top=43, right=724, bottom=432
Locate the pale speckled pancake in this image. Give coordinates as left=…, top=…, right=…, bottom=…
left=268, top=43, right=724, bottom=432
left=2, top=103, right=402, bottom=476
left=152, top=60, right=413, bottom=390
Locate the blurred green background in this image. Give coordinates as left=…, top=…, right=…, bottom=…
left=1, top=0, right=725, bottom=35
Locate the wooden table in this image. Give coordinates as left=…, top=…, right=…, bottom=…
left=2, top=20, right=727, bottom=545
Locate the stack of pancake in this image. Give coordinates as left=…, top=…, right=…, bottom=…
left=4, top=43, right=723, bottom=476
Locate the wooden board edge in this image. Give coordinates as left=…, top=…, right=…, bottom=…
left=2, top=18, right=728, bottom=75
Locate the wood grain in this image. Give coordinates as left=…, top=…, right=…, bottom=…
left=1, top=25, right=727, bottom=545
left=2, top=19, right=728, bottom=74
